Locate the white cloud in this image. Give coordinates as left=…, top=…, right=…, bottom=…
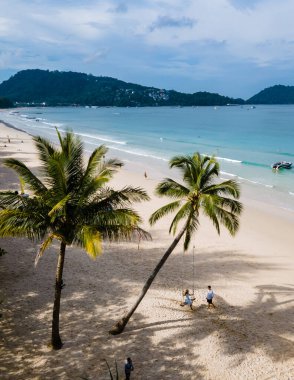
left=83, top=48, right=109, bottom=63
left=1, top=0, right=294, bottom=97
left=0, top=49, right=22, bottom=69
left=0, top=17, right=18, bottom=36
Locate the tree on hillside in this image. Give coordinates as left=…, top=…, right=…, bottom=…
left=0, top=97, right=13, bottom=108
left=0, top=129, right=150, bottom=349
left=110, top=153, right=242, bottom=334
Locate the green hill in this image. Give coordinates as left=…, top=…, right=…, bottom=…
left=0, top=69, right=244, bottom=107
left=247, top=85, right=294, bottom=104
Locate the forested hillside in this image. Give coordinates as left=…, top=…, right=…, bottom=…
left=247, top=85, right=294, bottom=104
left=0, top=69, right=244, bottom=107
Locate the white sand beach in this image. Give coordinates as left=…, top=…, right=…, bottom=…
left=0, top=121, right=293, bottom=379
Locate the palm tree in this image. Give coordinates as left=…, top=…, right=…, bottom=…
left=0, top=129, right=150, bottom=349
left=110, top=152, right=242, bottom=334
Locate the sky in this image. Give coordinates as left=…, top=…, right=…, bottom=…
left=1, top=0, right=294, bottom=99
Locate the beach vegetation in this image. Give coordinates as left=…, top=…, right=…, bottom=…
left=110, top=152, right=243, bottom=334
left=104, top=359, right=119, bottom=380
left=0, top=97, right=14, bottom=108
left=0, top=129, right=150, bottom=349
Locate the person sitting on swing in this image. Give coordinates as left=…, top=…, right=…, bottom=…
left=180, top=289, right=194, bottom=310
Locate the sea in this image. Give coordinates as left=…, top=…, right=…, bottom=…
left=1, top=105, right=294, bottom=213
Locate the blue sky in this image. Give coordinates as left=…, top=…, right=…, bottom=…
left=1, top=0, right=294, bottom=99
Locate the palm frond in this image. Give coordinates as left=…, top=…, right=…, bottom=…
left=149, top=200, right=181, bottom=226
left=81, top=149, right=122, bottom=194
left=183, top=213, right=199, bottom=250
left=19, top=176, right=26, bottom=194
left=76, top=176, right=111, bottom=203
left=76, top=226, right=102, bottom=259
left=217, top=196, right=243, bottom=214
left=0, top=209, right=49, bottom=240
left=214, top=205, right=240, bottom=236
left=35, top=234, right=55, bottom=266
left=64, top=133, right=84, bottom=192
left=169, top=154, right=191, bottom=170
left=92, top=208, right=142, bottom=226
left=98, top=225, right=151, bottom=242
left=203, top=180, right=241, bottom=198
left=155, top=178, right=190, bottom=199
left=105, top=187, right=150, bottom=205
left=33, top=135, right=57, bottom=165
left=102, top=157, right=124, bottom=172
left=169, top=202, right=191, bottom=235
left=48, top=195, right=71, bottom=221
left=45, top=155, right=67, bottom=196
left=33, top=135, right=63, bottom=185
left=198, top=156, right=219, bottom=188
left=201, top=195, right=221, bottom=234
left=185, top=153, right=201, bottom=186
left=82, top=187, right=150, bottom=215
left=0, top=191, right=24, bottom=209
left=82, top=145, right=108, bottom=183
left=4, top=158, right=47, bottom=194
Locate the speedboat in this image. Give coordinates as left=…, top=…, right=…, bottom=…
left=271, top=161, right=292, bottom=170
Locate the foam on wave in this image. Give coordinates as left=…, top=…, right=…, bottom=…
left=75, top=132, right=126, bottom=145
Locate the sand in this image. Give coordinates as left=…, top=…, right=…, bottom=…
left=0, top=121, right=293, bottom=380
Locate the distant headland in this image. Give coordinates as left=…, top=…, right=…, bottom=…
left=0, top=69, right=293, bottom=107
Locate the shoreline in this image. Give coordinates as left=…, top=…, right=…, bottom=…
left=1, top=107, right=294, bottom=217
left=0, top=121, right=293, bottom=379
left=0, top=118, right=33, bottom=135
left=1, top=117, right=294, bottom=223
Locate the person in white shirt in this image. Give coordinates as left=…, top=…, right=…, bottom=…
left=206, top=285, right=215, bottom=309
left=180, top=289, right=194, bottom=310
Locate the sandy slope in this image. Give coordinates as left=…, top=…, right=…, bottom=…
left=0, top=121, right=293, bottom=380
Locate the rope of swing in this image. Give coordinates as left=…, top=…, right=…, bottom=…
left=192, top=245, right=195, bottom=294
left=181, top=249, right=185, bottom=300
left=181, top=245, right=196, bottom=298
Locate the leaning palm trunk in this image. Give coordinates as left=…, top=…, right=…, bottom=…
left=110, top=152, right=242, bottom=335
left=51, top=241, right=66, bottom=349
left=109, top=226, right=186, bottom=335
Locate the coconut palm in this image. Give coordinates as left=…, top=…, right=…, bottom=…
left=110, top=152, right=242, bottom=334
left=0, top=129, right=150, bottom=349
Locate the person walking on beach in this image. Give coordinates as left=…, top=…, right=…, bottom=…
left=180, top=289, right=194, bottom=310
left=125, top=357, right=134, bottom=380
left=206, top=285, right=215, bottom=309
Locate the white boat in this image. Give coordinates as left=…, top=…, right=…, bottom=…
left=271, top=161, right=292, bottom=170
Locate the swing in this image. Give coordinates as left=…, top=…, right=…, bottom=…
left=180, top=245, right=196, bottom=303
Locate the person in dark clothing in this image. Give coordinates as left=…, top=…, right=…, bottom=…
left=125, top=357, right=134, bottom=380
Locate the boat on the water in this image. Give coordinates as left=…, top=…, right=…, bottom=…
left=271, top=161, right=292, bottom=170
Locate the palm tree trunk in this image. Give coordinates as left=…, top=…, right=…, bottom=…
left=109, top=226, right=186, bottom=335
left=51, top=241, right=66, bottom=349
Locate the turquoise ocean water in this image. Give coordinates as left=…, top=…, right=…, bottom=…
left=1, top=105, right=294, bottom=212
